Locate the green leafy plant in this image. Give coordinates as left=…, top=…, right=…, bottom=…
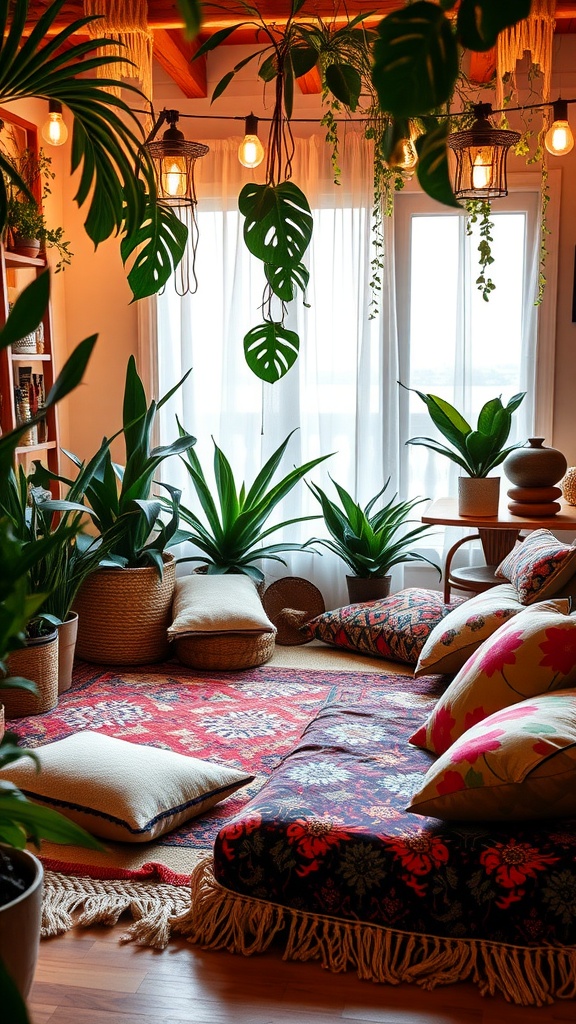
left=36, top=356, right=196, bottom=574
left=304, top=476, right=440, bottom=579
left=0, top=275, right=104, bottom=1024
left=174, top=429, right=332, bottom=584
left=401, top=385, right=526, bottom=478
left=0, top=0, right=190, bottom=299
left=3, top=149, right=73, bottom=272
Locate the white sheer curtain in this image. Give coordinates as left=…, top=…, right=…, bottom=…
left=155, top=133, right=400, bottom=610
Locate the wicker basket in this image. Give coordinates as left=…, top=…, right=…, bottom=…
left=175, top=631, right=275, bottom=671
left=2, top=631, right=59, bottom=718
left=74, top=555, right=176, bottom=665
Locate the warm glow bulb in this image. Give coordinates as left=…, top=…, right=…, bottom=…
left=41, top=109, right=68, bottom=147
left=471, top=148, right=493, bottom=190
left=389, top=137, right=418, bottom=173
left=545, top=119, right=574, bottom=156
left=162, top=159, right=186, bottom=198
left=238, top=134, right=265, bottom=169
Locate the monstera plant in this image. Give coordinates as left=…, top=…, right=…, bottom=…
left=194, top=0, right=533, bottom=381
left=0, top=0, right=201, bottom=299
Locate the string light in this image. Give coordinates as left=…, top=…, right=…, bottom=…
left=238, top=113, right=265, bottom=168
left=41, top=100, right=68, bottom=147
left=545, top=98, right=575, bottom=156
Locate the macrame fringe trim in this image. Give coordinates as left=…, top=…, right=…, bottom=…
left=496, top=0, right=556, bottom=108
left=172, top=857, right=576, bottom=1008
left=42, top=870, right=191, bottom=950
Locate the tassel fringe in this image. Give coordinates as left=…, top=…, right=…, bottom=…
left=42, top=870, right=190, bottom=950
left=172, top=857, right=576, bottom=1008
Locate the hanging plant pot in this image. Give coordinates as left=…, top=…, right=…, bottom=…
left=346, top=575, right=391, bottom=604
left=0, top=846, right=43, bottom=999
left=458, top=476, right=500, bottom=517
left=57, top=611, right=79, bottom=694
left=74, top=555, right=176, bottom=665
left=2, top=630, right=59, bottom=719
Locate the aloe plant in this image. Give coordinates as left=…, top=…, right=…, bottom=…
left=402, top=385, right=526, bottom=478
left=304, top=476, right=440, bottom=579
left=33, top=357, right=196, bottom=575
left=175, top=429, right=332, bottom=584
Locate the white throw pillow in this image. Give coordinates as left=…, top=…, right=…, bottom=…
left=168, top=573, right=276, bottom=638
left=1, top=731, right=253, bottom=842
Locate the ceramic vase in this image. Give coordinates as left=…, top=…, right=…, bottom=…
left=503, top=437, right=568, bottom=488
left=0, top=846, right=43, bottom=998
left=457, top=476, right=500, bottom=518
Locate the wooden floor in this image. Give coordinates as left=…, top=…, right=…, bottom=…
left=29, top=920, right=575, bottom=1024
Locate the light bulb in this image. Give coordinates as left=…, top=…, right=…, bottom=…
left=41, top=101, right=68, bottom=147
left=545, top=119, right=574, bottom=156
left=238, top=113, right=264, bottom=169
left=162, top=158, right=186, bottom=198
left=389, top=137, right=418, bottom=173
left=238, top=134, right=265, bottom=169
left=471, top=148, right=493, bottom=191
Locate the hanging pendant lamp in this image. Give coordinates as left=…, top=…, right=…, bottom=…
left=145, top=109, right=209, bottom=207
left=447, top=103, right=520, bottom=200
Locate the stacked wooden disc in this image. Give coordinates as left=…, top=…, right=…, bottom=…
left=503, top=438, right=567, bottom=517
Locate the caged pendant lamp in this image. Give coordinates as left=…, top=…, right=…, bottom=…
left=447, top=103, right=520, bottom=200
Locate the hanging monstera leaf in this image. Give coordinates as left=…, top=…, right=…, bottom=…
left=239, top=182, right=313, bottom=268
left=264, top=262, right=310, bottom=302
left=244, top=323, right=300, bottom=383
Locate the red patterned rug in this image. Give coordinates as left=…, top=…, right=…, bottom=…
left=10, top=656, right=407, bottom=944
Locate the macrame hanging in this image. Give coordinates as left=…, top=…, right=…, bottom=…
left=84, top=0, right=153, bottom=104
left=496, top=0, right=557, bottom=110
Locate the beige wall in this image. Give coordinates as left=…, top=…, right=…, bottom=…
left=8, top=37, right=576, bottom=469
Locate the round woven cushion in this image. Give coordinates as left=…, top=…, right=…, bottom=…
left=74, top=556, right=176, bottom=665
left=262, top=577, right=325, bottom=645
left=175, top=632, right=275, bottom=671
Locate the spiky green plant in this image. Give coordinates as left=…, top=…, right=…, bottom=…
left=305, top=476, right=440, bottom=579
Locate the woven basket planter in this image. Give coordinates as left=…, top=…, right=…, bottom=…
left=2, top=631, right=59, bottom=718
left=74, top=555, right=176, bottom=665
left=175, top=631, right=275, bottom=671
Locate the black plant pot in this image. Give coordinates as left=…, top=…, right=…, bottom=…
left=0, top=845, right=43, bottom=998
left=346, top=575, right=391, bottom=604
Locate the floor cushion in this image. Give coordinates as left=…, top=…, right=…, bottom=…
left=495, top=529, right=576, bottom=604
left=0, top=731, right=253, bottom=842
left=303, top=588, right=463, bottom=665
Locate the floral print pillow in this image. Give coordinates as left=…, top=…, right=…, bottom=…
left=410, top=600, right=574, bottom=756
left=495, top=529, right=576, bottom=604
left=407, top=691, right=576, bottom=821
left=415, top=583, right=524, bottom=677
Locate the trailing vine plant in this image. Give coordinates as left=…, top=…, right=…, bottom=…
left=465, top=200, right=496, bottom=302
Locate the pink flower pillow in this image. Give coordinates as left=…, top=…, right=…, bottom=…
left=410, top=599, right=574, bottom=756
left=407, top=691, right=576, bottom=821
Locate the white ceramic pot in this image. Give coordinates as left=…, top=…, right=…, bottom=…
left=57, top=611, right=79, bottom=693
left=0, top=845, right=43, bottom=998
left=457, top=476, right=500, bottom=518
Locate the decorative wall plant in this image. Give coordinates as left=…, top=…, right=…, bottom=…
left=194, top=0, right=534, bottom=381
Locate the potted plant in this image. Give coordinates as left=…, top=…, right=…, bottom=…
left=400, top=385, right=526, bottom=517
left=174, top=429, right=332, bottom=586
left=46, top=356, right=197, bottom=665
left=0, top=276, right=103, bottom=1024
left=304, top=476, right=440, bottom=603
left=4, top=149, right=73, bottom=272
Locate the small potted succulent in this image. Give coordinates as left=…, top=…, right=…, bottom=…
left=305, top=476, right=440, bottom=603
left=400, top=385, right=526, bottom=517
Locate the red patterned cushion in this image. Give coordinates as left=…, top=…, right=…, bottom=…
left=304, top=588, right=463, bottom=664
left=495, top=529, right=576, bottom=604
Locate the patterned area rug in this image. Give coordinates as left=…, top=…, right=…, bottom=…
left=9, top=651, right=409, bottom=944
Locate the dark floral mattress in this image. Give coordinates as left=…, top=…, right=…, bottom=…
left=213, top=673, right=576, bottom=947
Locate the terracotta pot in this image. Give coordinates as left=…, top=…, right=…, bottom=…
left=346, top=575, right=391, bottom=604
left=57, top=612, right=78, bottom=693
left=504, top=437, right=568, bottom=488
left=0, top=845, right=43, bottom=998
left=74, top=554, right=176, bottom=665
left=457, top=476, right=500, bottom=518
left=9, top=237, right=41, bottom=259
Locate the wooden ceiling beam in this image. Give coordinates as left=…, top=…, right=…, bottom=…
left=153, top=29, right=206, bottom=98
